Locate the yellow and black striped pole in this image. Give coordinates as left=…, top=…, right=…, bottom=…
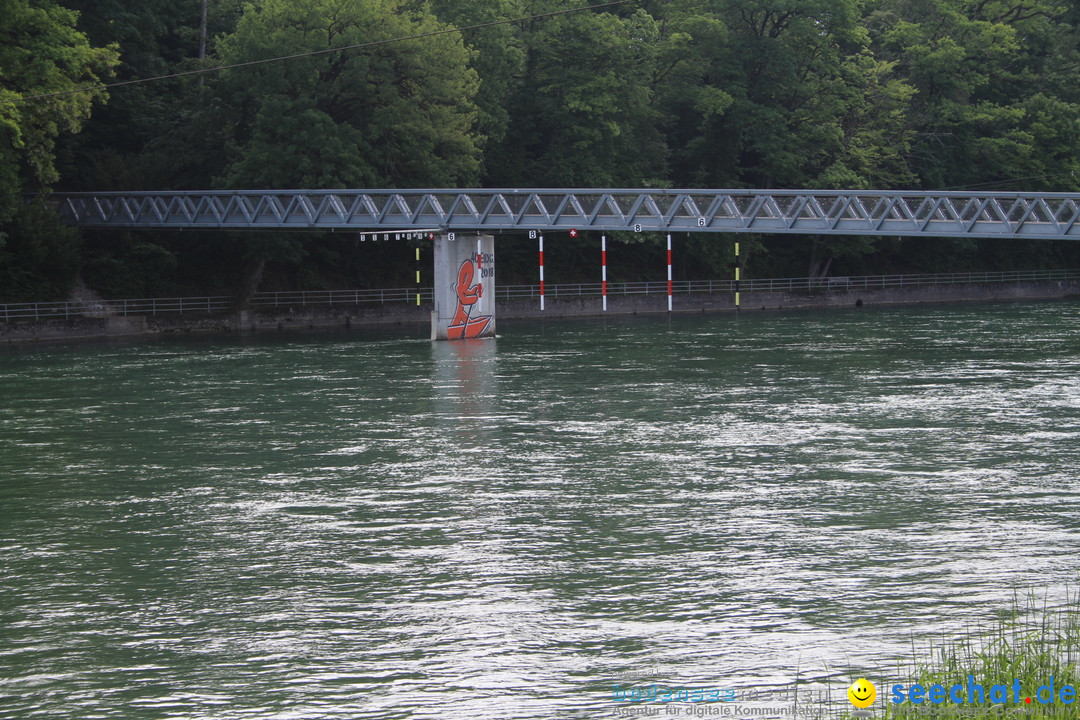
left=734, top=241, right=741, bottom=310
left=415, top=246, right=421, bottom=306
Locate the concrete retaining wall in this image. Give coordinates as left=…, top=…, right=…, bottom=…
left=3, top=279, right=1079, bottom=344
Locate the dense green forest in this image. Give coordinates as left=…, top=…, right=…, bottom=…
left=4, top=0, right=1080, bottom=302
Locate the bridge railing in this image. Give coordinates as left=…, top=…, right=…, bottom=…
left=49, top=188, right=1080, bottom=239
left=3, top=268, right=1078, bottom=322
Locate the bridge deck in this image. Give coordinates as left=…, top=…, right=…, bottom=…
left=49, top=189, right=1080, bottom=239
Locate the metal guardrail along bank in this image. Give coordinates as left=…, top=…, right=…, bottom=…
left=2, top=268, right=1079, bottom=323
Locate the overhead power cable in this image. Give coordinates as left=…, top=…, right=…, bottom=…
left=939, top=171, right=1078, bottom=192
left=12, top=0, right=634, bottom=104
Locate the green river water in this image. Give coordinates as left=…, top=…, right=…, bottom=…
left=2, top=301, right=1080, bottom=719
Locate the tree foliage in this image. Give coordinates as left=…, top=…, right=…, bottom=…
left=212, top=0, right=481, bottom=189
left=6, top=0, right=1080, bottom=299
left=0, top=0, right=117, bottom=220
left=0, top=0, right=117, bottom=300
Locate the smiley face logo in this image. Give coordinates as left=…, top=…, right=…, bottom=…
left=848, top=678, right=876, bottom=708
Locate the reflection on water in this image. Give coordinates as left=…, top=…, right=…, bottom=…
left=2, top=302, right=1080, bottom=719
left=433, top=336, right=498, bottom=426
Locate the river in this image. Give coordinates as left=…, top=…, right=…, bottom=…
left=2, top=301, right=1080, bottom=719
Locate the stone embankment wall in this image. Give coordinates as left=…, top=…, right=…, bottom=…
left=3, top=279, right=1079, bottom=344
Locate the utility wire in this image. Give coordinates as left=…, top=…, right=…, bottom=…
left=939, top=171, right=1078, bottom=191
left=12, top=0, right=634, bottom=104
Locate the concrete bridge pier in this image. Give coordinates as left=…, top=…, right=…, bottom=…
left=431, top=233, right=496, bottom=341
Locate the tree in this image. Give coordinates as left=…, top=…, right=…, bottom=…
left=0, top=202, right=81, bottom=302
left=211, top=0, right=482, bottom=189
left=493, top=2, right=666, bottom=187
left=200, top=0, right=483, bottom=298
left=646, top=0, right=735, bottom=187
left=55, top=0, right=246, bottom=192
left=0, top=0, right=118, bottom=223
left=870, top=0, right=1080, bottom=191
left=0, top=0, right=117, bottom=300
left=428, top=0, right=527, bottom=185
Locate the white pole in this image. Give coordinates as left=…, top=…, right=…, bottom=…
left=602, top=234, right=608, bottom=312
left=667, top=233, right=673, bottom=312
left=539, top=233, right=545, bottom=311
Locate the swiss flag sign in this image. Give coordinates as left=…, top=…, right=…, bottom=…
left=569, top=228, right=579, bottom=238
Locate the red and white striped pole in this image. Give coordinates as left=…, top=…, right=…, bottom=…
left=601, top=233, right=608, bottom=312
left=538, top=232, right=545, bottom=311
left=666, top=233, right=673, bottom=312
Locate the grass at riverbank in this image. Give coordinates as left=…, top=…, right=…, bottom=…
left=845, top=590, right=1080, bottom=719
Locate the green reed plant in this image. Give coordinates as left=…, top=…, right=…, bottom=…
left=876, top=589, right=1080, bottom=720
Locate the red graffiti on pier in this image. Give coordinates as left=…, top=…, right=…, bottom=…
left=447, top=258, right=491, bottom=340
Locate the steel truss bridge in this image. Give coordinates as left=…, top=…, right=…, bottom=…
left=50, top=188, right=1080, bottom=240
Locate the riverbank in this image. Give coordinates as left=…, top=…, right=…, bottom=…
left=3, top=277, right=1079, bottom=344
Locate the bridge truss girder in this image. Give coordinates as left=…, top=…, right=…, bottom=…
left=49, top=189, right=1080, bottom=240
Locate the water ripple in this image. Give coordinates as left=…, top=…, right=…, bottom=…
left=2, top=303, right=1080, bottom=718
